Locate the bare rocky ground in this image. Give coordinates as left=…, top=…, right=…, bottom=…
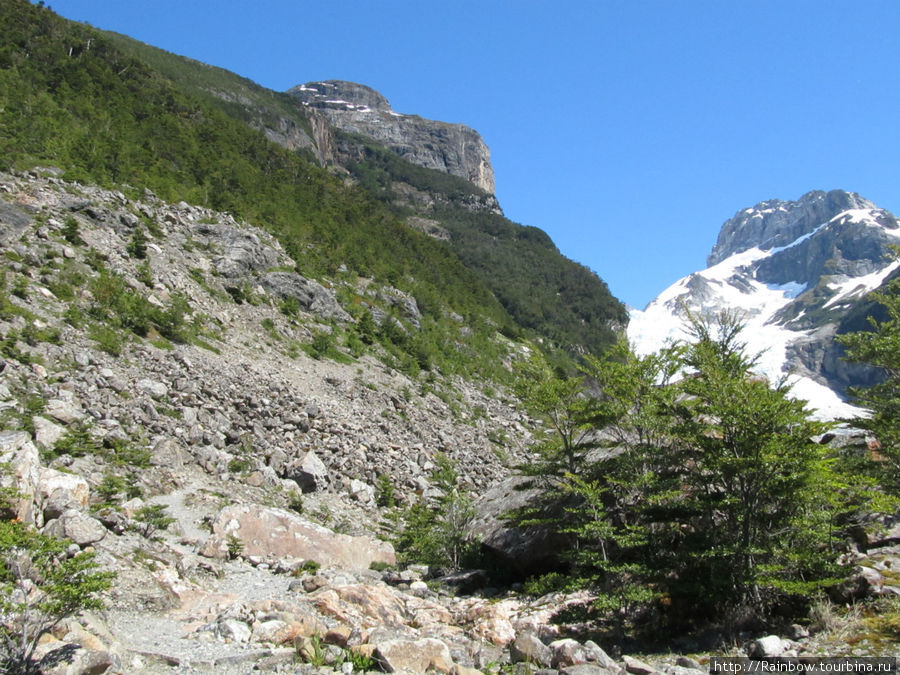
left=2, top=170, right=899, bottom=674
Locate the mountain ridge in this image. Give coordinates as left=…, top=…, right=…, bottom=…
left=629, top=189, right=900, bottom=418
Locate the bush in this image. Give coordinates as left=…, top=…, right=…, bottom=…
left=0, top=520, right=114, bottom=673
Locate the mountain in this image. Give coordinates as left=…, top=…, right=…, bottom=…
left=629, top=189, right=900, bottom=418
left=287, top=80, right=496, bottom=194
left=99, top=32, right=627, bottom=357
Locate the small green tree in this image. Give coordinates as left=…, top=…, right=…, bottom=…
left=838, top=267, right=900, bottom=493
left=0, top=521, right=114, bottom=674
left=126, top=227, right=148, bottom=259
left=396, top=454, right=477, bottom=570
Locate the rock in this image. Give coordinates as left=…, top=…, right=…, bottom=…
left=437, top=568, right=490, bottom=595
left=32, top=416, right=67, bottom=451
left=289, top=80, right=496, bottom=194
left=584, top=641, right=621, bottom=672
left=283, top=450, right=329, bottom=493
left=43, top=509, right=107, bottom=547
left=564, top=666, right=623, bottom=675
left=136, top=378, right=168, bottom=400
left=373, top=637, right=454, bottom=674
left=463, top=598, right=517, bottom=646
left=324, top=624, right=352, bottom=648
left=216, top=618, right=252, bottom=643
left=830, top=565, right=886, bottom=602
left=38, top=468, right=90, bottom=511
left=44, top=396, right=85, bottom=424
left=149, top=438, right=184, bottom=469
left=675, top=656, right=704, bottom=670
left=510, top=631, right=552, bottom=668
left=470, top=475, right=569, bottom=577
left=199, top=503, right=395, bottom=568
left=348, top=477, right=374, bottom=504
left=747, top=635, right=786, bottom=658
left=550, top=638, right=590, bottom=668
left=0, top=431, right=41, bottom=523
left=39, top=644, right=119, bottom=675
left=623, top=655, right=658, bottom=675
left=258, top=271, right=350, bottom=321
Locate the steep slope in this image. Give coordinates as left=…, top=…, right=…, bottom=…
left=629, top=190, right=900, bottom=418
left=99, top=30, right=627, bottom=357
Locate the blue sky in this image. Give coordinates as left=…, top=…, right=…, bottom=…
left=48, top=0, right=900, bottom=309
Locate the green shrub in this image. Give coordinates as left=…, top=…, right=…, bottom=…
left=0, top=520, right=114, bottom=673
left=126, top=227, right=148, bottom=259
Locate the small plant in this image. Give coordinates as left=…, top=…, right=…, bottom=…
left=131, top=504, right=175, bottom=540
left=298, top=559, right=321, bottom=574
left=226, top=534, right=244, bottom=560
left=136, top=261, right=153, bottom=287
left=88, top=324, right=125, bottom=356
left=369, top=560, right=393, bottom=572
left=50, top=422, right=99, bottom=460
left=126, top=227, right=148, bottom=259
left=375, top=474, right=396, bottom=508
left=61, top=216, right=83, bottom=246
left=227, top=457, right=251, bottom=473
left=346, top=647, right=377, bottom=671
left=297, top=633, right=327, bottom=667
left=95, top=473, right=127, bottom=505
left=11, top=277, right=28, bottom=300
left=309, top=331, right=334, bottom=359
left=287, top=491, right=304, bottom=515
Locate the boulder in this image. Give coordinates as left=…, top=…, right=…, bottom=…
left=149, top=438, right=184, bottom=469
left=747, top=635, right=786, bottom=658
left=38, top=468, right=90, bottom=511
left=32, top=416, right=67, bottom=451
left=470, top=475, right=570, bottom=577
left=43, top=509, right=107, bottom=547
left=623, top=655, right=657, bottom=675
left=44, top=396, right=85, bottom=424
left=373, top=637, right=454, bottom=674
left=0, top=431, right=41, bottom=523
left=135, top=378, right=168, bottom=400
left=550, top=638, right=591, bottom=668
left=199, top=503, right=395, bottom=569
left=510, top=631, right=552, bottom=668
left=283, top=450, right=329, bottom=493
left=258, top=271, right=350, bottom=321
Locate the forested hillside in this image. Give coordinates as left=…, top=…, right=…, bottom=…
left=100, top=27, right=628, bottom=357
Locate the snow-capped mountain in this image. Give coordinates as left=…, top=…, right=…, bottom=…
left=628, top=190, right=900, bottom=419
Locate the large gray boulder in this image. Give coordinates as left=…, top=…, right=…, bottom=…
left=257, top=271, right=350, bottom=321
left=469, top=475, right=569, bottom=577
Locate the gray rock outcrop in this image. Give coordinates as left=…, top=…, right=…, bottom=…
left=289, top=80, right=496, bottom=194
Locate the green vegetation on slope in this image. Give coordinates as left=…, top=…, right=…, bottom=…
left=0, top=0, right=513, bottom=343
left=101, top=27, right=628, bottom=358
left=339, top=136, right=628, bottom=356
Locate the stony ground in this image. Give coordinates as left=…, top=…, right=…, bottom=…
left=2, top=170, right=899, bottom=674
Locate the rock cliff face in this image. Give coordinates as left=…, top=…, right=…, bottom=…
left=629, top=190, right=900, bottom=418
left=288, top=80, right=496, bottom=194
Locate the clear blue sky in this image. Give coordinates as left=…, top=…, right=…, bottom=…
left=48, top=0, right=900, bottom=309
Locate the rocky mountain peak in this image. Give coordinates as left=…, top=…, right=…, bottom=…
left=287, top=80, right=497, bottom=195
left=707, top=189, right=878, bottom=266
left=288, top=80, right=392, bottom=113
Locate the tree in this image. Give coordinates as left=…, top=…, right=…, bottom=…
left=513, top=350, right=596, bottom=479
left=0, top=521, right=114, bottom=674
left=533, top=312, right=841, bottom=633
left=395, top=454, right=477, bottom=570
left=838, top=268, right=900, bottom=493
